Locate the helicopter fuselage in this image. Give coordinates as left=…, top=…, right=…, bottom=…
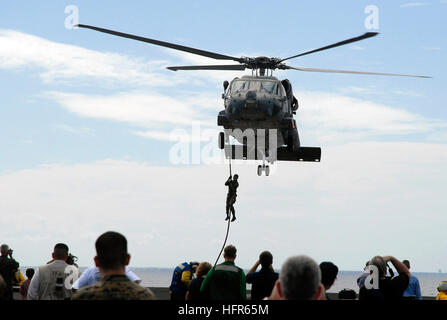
left=218, top=75, right=299, bottom=151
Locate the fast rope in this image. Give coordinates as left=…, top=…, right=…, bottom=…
left=229, top=156, right=232, bottom=177
left=213, top=216, right=231, bottom=269
left=212, top=157, right=234, bottom=269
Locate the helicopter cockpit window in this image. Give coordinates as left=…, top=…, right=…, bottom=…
left=230, top=80, right=250, bottom=93
left=260, top=81, right=278, bottom=95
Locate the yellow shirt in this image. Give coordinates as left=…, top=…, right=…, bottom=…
left=436, top=291, right=447, bottom=300
left=15, top=270, right=25, bottom=286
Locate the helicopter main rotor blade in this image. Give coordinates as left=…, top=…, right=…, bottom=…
left=287, top=66, right=431, bottom=78
left=280, top=32, right=379, bottom=63
left=75, top=24, right=241, bottom=61
left=167, top=64, right=246, bottom=71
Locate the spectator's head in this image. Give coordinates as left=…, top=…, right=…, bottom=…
left=271, top=255, right=323, bottom=300
left=338, top=289, right=357, bottom=300
left=52, top=243, right=69, bottom=261
left=259, top=251, right=273, bottom=269
left=402, top=260, right=410, bottom=270
left=319, top=261, right=339, bottom=290
left=94, top=231, right=130, bottom=273
left=369, top=256, right=387, bottom=278
left=0, top=244, right=9, bottom=256
left=364, top=261, right=369, bottom=270
left=223, top=245, right=237, bottom=261
left=196, top=262, right=212, bottom=278
left=26, top=268, right=35, bottom=279
left=438, top=281, right=447, bottom=293
left=189, top=261, right=199, bottom=273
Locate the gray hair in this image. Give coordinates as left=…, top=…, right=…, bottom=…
left=279, top=255, right=321, bottom=300
left=369, top=256, right=387, bottom=278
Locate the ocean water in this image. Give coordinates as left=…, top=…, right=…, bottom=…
left=19, top=267, right=446, bottom=297
left=117, top=268, right=447, bottom=297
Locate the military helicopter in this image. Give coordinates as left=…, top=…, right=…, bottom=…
left=76, top=25, right=430, bottom=176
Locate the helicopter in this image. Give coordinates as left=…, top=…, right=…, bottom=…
left=75, top=25, right=430, bottom=176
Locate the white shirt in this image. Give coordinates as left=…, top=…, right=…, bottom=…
left=27, top=260, right=79, bottom=300
left=72, top=266, right=141, bottom=290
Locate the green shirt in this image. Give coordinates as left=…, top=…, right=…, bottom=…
left=200, top=261, right=246, bottom=300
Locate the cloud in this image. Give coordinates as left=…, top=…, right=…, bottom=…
left=0, top=29, right=177, bottom=87
left=0, top=29, right=250, bottom=89
left=337, top=86, right=380, bottom=96
left=133, top=128, right=218, bottom=143
left=338, top=86, right=426, bottom=100
left=427, top=132, right=447, bottom=142
left=45, top=91, right=217, bottom=129
left=421, top=46, right=441, bottom=51
left=43, top=88, right=447, bottom=145
left=54, top=124, right=95, bottom=136
left=296, top=91, right=446, bottom=143
left=392, top=90, right=424, bottom=97
left=400, top=2, right=431, bottom=7
left=19, top=139, right=33, bottom=144
left=349, top=45, right=365, bottom=51
left=1, top=142, right=447, bottom=271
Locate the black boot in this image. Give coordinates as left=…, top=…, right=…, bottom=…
left=225, top=214, right=230, bottom=221
left=231, top=215, right=236, bottom=222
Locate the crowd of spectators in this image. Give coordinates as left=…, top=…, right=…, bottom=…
left=1, top=234, right=446, bottom=301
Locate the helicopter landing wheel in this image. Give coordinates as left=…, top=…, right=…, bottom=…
left=257, top=164, right=270, bottom=176
left=218, top=132, right=225, bottom=150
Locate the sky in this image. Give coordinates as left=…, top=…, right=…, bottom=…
left=0, top=1, right=446, bottom=273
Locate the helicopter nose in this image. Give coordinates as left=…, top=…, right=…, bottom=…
left=226, top=91, right=277, bottom=120
left=245, top=91, right=257, bottom=108
left=246, top=90, right=257, bottom=100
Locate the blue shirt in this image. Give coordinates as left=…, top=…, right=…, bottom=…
left=403, top=275, right=422, bottom=300
left=72, top=266, right=141, bottom=290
